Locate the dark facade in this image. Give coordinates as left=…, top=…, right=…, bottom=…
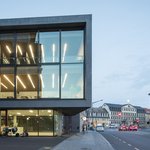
left=0, top=15, right=92, bottom=136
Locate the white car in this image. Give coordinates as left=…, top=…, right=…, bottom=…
left=96, top=125, right=104, bottom=132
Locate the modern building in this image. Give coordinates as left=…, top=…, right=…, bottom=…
left=86, top=107, right=109, bottom=127
left=0, top=14, right=92, bottom=136
left=102, top=103, right=145, bottom=126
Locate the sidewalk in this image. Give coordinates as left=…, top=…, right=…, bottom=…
left=52, top=131, right=114, bottom=150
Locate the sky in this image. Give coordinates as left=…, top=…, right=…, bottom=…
left=0, top=0, right=150, bottom=107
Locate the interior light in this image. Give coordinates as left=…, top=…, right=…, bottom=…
left=27, top=117, right=30, bottom=120
left=3, top=75, right=14, bottom=87
left=40, top=74, right=44, bottom=88
left=48, top=110, right=52, bottom=113
left=6, top=45, right=11, bottom=54
left=26, top=53, right=31, bottom=64
left=41, top=45, right=45, bottom=62
left=27, top=74, right=35, bottom=88
left=0, top=82, right=8, bottom=89
left=62, top=43, right=67, bottom=62
left=52, top=44, right=55, bottom=62
left=62, top=73, right=68, bottom=88
left=77, top=43, right=84, bottom=61
left=17, top=112, right=21, bottom=115
left=17, top=75, right=26, bottom=89
left=29, top=44, right=35, bottom=63
left=29, top=110, right=33, bottom=113
left=17, top=45, right=23, bottom=55
left=52, top=73, right=55, bottom=88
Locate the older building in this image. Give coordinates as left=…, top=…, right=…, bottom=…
left=145, top=108, right=150, bottom=127
left=102, top=103, right=145, bottom=126
left=86, top=107, right=109, bottom=127
left=0, top=15, right=92, bottom=136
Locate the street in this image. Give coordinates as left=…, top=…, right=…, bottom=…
left=100, top=128, right=150, bottom=150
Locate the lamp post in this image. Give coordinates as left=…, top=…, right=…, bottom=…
left=91, top=99, right=103, bottom=127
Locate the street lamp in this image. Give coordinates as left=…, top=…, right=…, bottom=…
left=92, top=99, right=103, bottom=106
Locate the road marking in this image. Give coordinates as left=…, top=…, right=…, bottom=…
left=119, top=138, right=122, bottom=141
left=128, top=144, right=132, bottom=146
left=122, top=141, right=126, bottom=143
left=134, top=148, right=140, bottom=150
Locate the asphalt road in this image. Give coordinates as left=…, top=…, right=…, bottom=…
left=100, top=128, right=150, bottom=150
left=0, top=136, right=69, bottom=150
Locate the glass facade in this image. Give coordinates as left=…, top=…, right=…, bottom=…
left=0, top=30, right=84, bottom=100
left=0, top=109, right=62, bottom=136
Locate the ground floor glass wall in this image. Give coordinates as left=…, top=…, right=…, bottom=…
left=0, top=109, right=62, bottom=136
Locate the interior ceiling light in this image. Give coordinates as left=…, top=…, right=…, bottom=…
left=62, top=73, right=68, bottom=88
left=52, top=44, right=55, bottom=62
left=41, top=45, right=45, bottom=62
left=17, top=45, right=23, bottom=55
left=17, top=75, right=26, bottom=89
left=27, top=74, right=35, bottom=88
left=52, top=73, right=55, bottom=88
left=6, top=45, right=11, bottom=54
left=62, top=43, right=67, bottom=62
left=29, top=44, right=35, bottom=63
left=26, top=53, right=31, bottom=64
left=17, top=112, right=21, bottom=115
left=29, top=110, right=33, bottom=113
left=48, top=110, right=52, bottom=113
left=40, top=74, right=44, bottom=88
left=3, top=75, right=14, bottom=87
left=0, top=82, right=8, bottom=89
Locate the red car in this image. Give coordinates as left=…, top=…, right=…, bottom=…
left=118, top=125, right=128, bottom=131
left=128, top=125, right=138, bottom=131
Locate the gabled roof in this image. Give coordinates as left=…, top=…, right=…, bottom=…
left=103, top=103, right=122, bottom=111
left=103, top=103, right=145, bottom=113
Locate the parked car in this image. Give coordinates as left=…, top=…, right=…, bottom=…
left=118, top=125, right=128, bottom=131
left=128, top=125, right=138, bottom=131
left=109, top=124, right=119, bottom=128
left=96, top=125, right=104, bottom=132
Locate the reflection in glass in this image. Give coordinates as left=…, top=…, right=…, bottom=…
left=16, top=32, right=39, bottom=65
left=0, top=33, right=15, bottom=65
left=39, top=65, right=59, bottom=98
left=16, top=67, right=38, bottom=99
left=61, top=64, right=83, bottom=98
left=61, top=31, right=84, bottom=63
left=39, top=110, right=53, bottom=136
left=0, top=111, right=6, bottom=128
left=54, top=111, right=62, bottom=136
left=39, top=32, right=59, bottom=63
left=0, top=67, right=14, bottom=98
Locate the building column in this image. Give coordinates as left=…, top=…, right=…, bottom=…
left=13, top=115, right=17, bottom=127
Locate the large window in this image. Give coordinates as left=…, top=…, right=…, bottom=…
left=39, top=32, right=59, bottom=63
left=16, top=32, right=39, bottom=65
left=0, top=67, right=14, bottom=98
left=0, top=30, right=84, bottom=100
left=61, top=64, right=83, bottom=98
left=16, top=67, right=38, bottom=99
left=7, top=109, right=56, bottom=136
left=0, top=33, right=15, bottom=65
left=61, top=31, right=84, bottom=63
left=39, top=65, right=59, bottom=98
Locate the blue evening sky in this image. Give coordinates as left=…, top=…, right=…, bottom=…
left=0, top=0, right=150, bottom=107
